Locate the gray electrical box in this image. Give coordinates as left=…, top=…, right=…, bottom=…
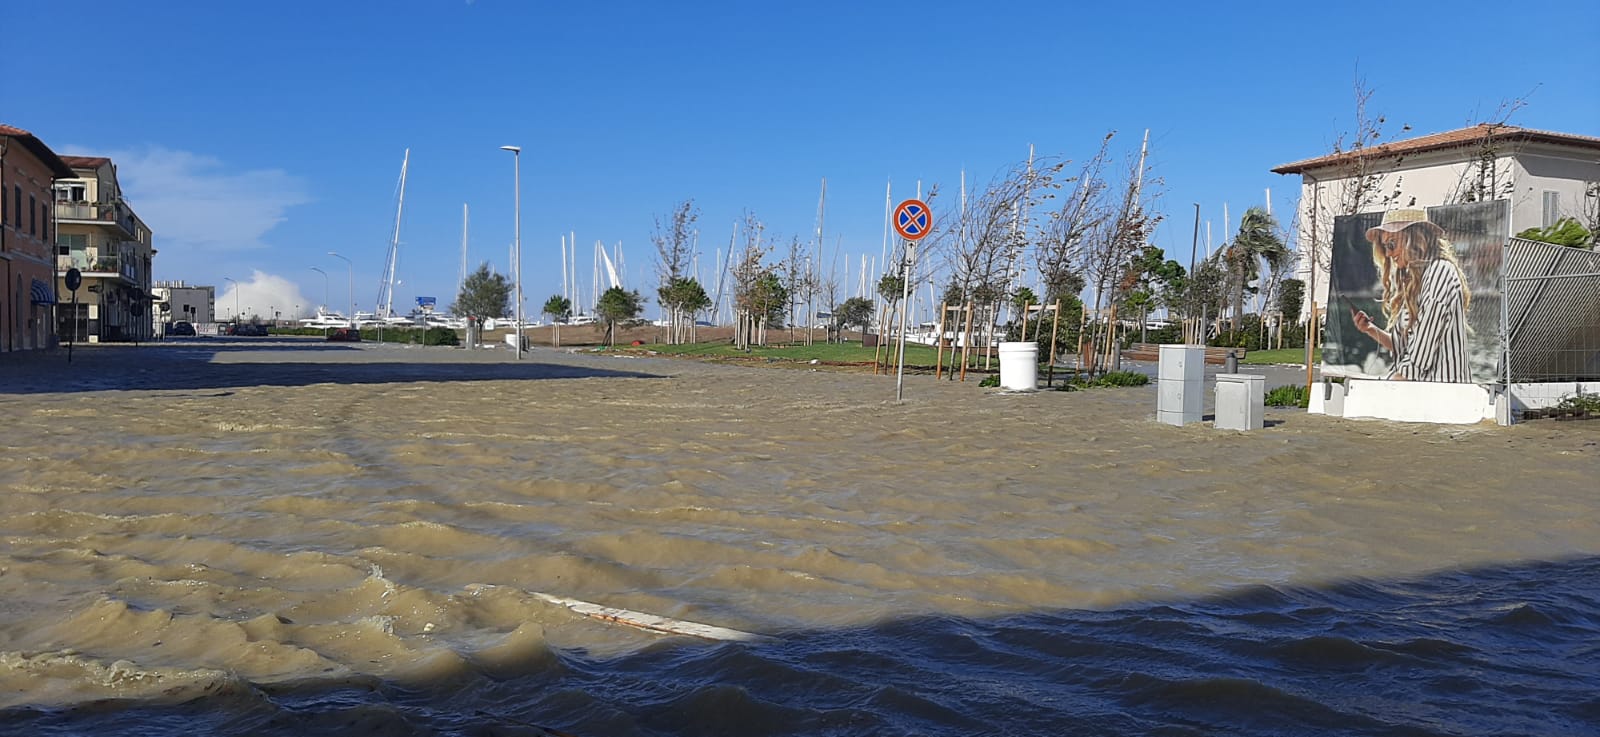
left=1158, top=344, right=1204, bottom=426
left=1214, top=373, right=1265, bottom=431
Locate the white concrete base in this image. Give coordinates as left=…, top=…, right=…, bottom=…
left=1509, top=381, right=1600, bottom=412
left=1341, top=379, right=1495, bottom=424
left=1307, top=381, right=1346, bottom=416
left=1309, top=379, right=1597, bottom=426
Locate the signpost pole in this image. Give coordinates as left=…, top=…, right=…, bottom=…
left=895, top=239, right=914, bottom=402
left=890, top=198, right=931, bottom=402
left=64, top=268, right=82, bottom=364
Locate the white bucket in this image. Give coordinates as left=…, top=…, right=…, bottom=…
left=997, top=341, right=1039, bottom=391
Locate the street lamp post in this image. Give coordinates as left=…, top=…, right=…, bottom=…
left=310, top=266, right=329, bottom=311
left=501, top=145, right=523, bottom=360
left=328, top=252, right=354, bottom=326
left=223, top=277, right=239, bottom=322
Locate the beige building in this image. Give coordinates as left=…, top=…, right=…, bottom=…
left=54, top=156, right=155, bottom=342
left=1272, top=124, right=1600, bottom=322
left=1, top=124, right=75, bottom=353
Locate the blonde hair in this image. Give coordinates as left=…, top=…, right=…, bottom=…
left=1370, top=226, right=1471, bottom=330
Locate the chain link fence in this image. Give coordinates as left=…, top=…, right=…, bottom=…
left=1501, top=237, right=1600, bottom=384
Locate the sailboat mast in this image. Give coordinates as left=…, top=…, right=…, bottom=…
left=880, top=178, right=891, bottom=282
left=376, top=148, right=408, bottom=318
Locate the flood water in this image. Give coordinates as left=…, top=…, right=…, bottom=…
left=2, top=339, right=1597, bottom=736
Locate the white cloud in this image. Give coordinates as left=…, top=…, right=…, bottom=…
left=64, top=145, right=310, bottom=255
left=217, top=271, right=313, bottom=320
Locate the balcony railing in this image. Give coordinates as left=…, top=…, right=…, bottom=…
left=54, top=202, right=134, bottom=235
left=57, top=254, right=92, bottom=271
left=56, top=255, right=131, bottom=281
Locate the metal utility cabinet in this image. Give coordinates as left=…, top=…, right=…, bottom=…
left=1214, top=373, right=1265, bottom=431
left=1158, top=344, right=1204, bottom=426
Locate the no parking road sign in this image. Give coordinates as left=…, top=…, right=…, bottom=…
left=893, top=199, right=932, bottom=241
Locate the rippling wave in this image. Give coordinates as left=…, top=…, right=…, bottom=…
left=3, top=557, right=1596, bottom=736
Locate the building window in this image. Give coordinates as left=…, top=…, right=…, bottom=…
left=30, top=194, right=37, bottom=236
left=1543, top=191, right=1560, bottom=228
left=53, top=184, right=87, bottom=203
left=12, top=185, right=19, bottom=227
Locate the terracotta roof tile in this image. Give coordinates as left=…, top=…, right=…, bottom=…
left=0, top=123, right=76, bottom=178
left=59, top=155, right=112, bottom=168
left=1271, top=123, right=1600, bottom=175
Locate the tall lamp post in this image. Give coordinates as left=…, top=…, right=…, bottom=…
left=310, top=266, right=329, bottom=311
left=223, top=277, right=239, bottom=322
left=328, top=251, right=354, bottom=327
left=500, top=145, right=523, bottom=360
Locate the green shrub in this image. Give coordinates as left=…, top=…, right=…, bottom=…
left=1095, top=370, right=1150, bottom=387
left=978, top=374, right=1000, bottom=388
left=1555, top=390, right=1600, bottom=414
left=1142, top=325, right=1182, bottom=345
left=1265, top=384, right=1308, bottom=408
left=423, top=327, right=460, bottom=346
left=1060, top=370, right=1151, bottom=390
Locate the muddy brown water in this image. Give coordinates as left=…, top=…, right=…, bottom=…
left=1, top=338, right=1596, bottom=735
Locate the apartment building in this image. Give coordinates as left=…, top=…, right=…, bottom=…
left=150, top=280, right=216, bottom=328
left=54, top=156, right=155, bottom=342
left=0, top=124, right=75, bottom=352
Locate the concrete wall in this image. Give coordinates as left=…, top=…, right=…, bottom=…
left=1512, top=150, right=1600, bottom=233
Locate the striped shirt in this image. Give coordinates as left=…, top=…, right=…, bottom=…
left=1389, top=259, right=1471, bottom=383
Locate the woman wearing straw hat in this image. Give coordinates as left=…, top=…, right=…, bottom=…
left=1349, top=208, right=1473, bottom=382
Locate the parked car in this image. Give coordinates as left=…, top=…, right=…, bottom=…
left=167, top=321, right=196, bottom=336
left=223, top=323, right=269, bottom=336
left=327, top=328, right=362, bottom=342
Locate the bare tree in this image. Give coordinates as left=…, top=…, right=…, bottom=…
left=731, top=211, right=773, bottom=349
left=780, top=234, right=818, bottom=344
left=1038, top=133, right=1115, bottom=307
left=1298, top=74, right=1409, bottom=343
left=1446, top=92, right=1534, bottom=205
left=1083, top=133, right=1160, bottom=361
left=935, top=157, right=1064, bottom=353
left=652, top=200, right=700, bottom=344
left=1584, top=181, right=1600, bottom=241
left=819, top=235, right=842, bottom=342
left=1331, top=77, right=1409, bottom=219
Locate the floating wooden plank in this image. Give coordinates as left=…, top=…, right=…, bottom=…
left=531, top=593, right=769, bottom=643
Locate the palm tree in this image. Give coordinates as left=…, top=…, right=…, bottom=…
left=1225, top=207, right=1288, bottom=332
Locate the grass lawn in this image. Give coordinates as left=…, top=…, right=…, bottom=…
left=618, top=340, right=1000, bottom=369
left=1238, top=347, right=1320, bottom=365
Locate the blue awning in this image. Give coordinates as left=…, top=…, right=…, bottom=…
left=30, top=278, right=56, bottom=305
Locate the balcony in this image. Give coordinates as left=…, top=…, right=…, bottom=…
left=54, top=202, right=134, bottom=236
left=56, top=255, right=134, bottom=282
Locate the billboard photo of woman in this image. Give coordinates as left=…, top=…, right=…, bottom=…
left=1347, top=208, right=1472, bottom=382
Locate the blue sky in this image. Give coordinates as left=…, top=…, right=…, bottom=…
left=5, top=0, right=1597, bottom=320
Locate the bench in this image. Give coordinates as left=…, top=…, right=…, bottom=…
left=1123, top=343, right=1247, bottom=365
